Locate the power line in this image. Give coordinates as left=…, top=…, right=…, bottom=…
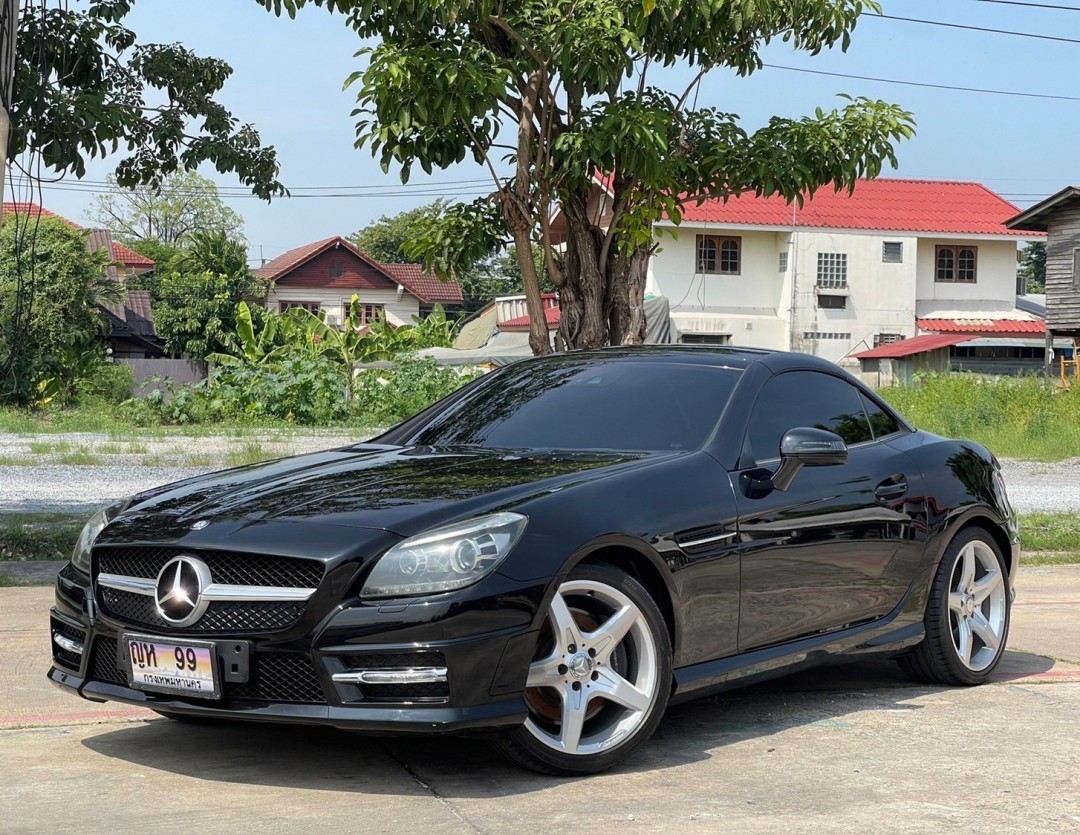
left=967, top=0, right=1080, bottom=10
left=763, top=62, right=1080, bottom=101
left=875, top=13, right=1080, bottom=45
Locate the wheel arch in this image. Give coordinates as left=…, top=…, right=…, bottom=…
left=937, top=506, right=1015, bottom=576
left=556, top=535, right=680, bottom=661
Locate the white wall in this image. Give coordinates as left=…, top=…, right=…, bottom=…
left=790, top=231, right=919, bottom=362
left=915, top=238, right=1019, bottom=313
left=265, top=287, right=420, bottom=326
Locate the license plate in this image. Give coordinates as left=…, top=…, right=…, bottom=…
left=122, top=634, right=219, bottom=699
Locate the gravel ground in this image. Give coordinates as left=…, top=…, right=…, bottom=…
left=0, top=430, right=1075, bottom=515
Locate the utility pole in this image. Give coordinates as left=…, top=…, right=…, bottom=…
left=0, top=0, right=19, bottom=215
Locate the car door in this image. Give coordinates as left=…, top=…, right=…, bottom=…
left=731, top=370, right=924, bottom=652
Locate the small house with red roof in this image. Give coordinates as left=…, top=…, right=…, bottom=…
left=254, top=236, right=463, bottom=327
left=557, top=177, right=1045, bottom=366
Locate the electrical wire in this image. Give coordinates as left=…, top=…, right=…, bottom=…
left=762, top=63, right=1080, bottom=102
left=966, top=0, right=1080, bottom=11
left=875, top=13, right=1080, bottom=45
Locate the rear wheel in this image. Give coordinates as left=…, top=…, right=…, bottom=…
left=898, top=528, right=1010, bottom=686
left=497, top=563, right=672, bottom=775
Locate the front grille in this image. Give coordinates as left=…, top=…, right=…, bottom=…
left=231, top=653, right=325, bottom=704
left=342, top=651, right=449, bottom=702
left=96, top=546, right=325, bottom=589
left=51, top=618, right=86, bottom=670
left=95, top=546, right=323, bottom=634
left=101, top=588, right=303, bottom=633
left=88, top=636, right=125, bottom=685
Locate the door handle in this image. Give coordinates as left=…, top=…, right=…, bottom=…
left=874, top=475, right=908, bottom=501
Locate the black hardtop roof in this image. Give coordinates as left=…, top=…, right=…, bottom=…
left=521, top=344, right=849, bottom=375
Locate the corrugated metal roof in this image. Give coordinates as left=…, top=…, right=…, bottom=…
left=852, top=334, right=969, bottom=359
left=498, top=306, right=561, bottom=332
left=917, top=318, right=1046, bottom=334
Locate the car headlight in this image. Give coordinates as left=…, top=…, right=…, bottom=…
left=361, top=512, right=528, bottom=599
left=70, top=499, right=131, bottom=574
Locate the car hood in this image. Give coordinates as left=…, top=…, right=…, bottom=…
left=113, top=443, right=659, bottom=539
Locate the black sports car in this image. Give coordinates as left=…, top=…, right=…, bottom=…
left=49, top=346, right=1017, bottom=774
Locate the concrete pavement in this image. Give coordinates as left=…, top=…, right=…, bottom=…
left=2, top=568, right=1078, bottom=833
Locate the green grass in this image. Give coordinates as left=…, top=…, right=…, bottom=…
left=226, top=441, right=278, bottom=468
left=55, top=448, right=104, bottom=466
left=878, top=374, right=1080, bottom=461
left=0, top=512, right=85, bottom=561
left=0, top=571, right=23, bottom=587
left=1020, top=551, right=1080, bottom=567
left=1020, top=513, right=1080, bottom=553
left=29, top=440, right=71, bottom=455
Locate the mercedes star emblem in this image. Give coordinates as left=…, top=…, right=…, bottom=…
left=154, top=556, right=212, bottom=626
left=190, top=519, right=210, bottom=531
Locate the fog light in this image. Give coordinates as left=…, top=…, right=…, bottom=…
left=331, top=667, right=448, bottom=685
left=53, top=631, right=85, bottom=655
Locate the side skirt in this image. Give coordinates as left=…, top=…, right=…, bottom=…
left=670, top=609, right=925, bottom=705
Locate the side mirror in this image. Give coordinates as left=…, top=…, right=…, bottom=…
left=771, top=427, right=848, bottom=492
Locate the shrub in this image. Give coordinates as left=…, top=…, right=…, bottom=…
left=352, top=357, right=481, bottom=426
left=78, top=361, right=136, bottom=405
left=210, top=355, right=350, bottom=424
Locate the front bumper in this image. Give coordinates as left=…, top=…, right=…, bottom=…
left=48, top=564, right=541, bottom=734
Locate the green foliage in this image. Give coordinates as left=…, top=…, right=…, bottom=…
left=1020, top=513, right=1080, bottom=554
left=14, top=2, right=284, bottom=198
left=353, top=357, right=481, bottom=426
left=150, top=231, right=267, bottom=361
left=77, top=361, right=136, bottom=405
left=351, top=199, right=449, bottom=263
left=85, top=172, right=246, bottom=247
left=0, top=215, right=113, bottom=405
left=210, top=355, right=350, bottom=424
left=0, top=513, right=86, bottom=562
left=1018, top=242, right=1046, bottom=294
left=879, top=374, right=1080, bottom=461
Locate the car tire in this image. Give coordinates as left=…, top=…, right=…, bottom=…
left=898, top=527, right=1011, bottom=686
left=497, top=562, right=673, bottom=775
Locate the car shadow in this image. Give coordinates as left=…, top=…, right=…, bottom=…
left=80, top=650, right=1055, bottom=795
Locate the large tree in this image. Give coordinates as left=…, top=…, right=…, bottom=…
left=351, top=199, right=448, bottom=263
left=0, top=0, right=285, bottom=397
left=1018, top=242, right=1046, bottom=294
left=85, top=172, right=245, bottom=247
left=0, top=215, right=113, bottom=404
left=261, top=0, right=914, bottom=354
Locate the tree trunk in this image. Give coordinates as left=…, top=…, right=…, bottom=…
left=554, top=197, right=650, bottom=350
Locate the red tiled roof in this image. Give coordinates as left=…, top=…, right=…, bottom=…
left=498, top=306, right=561, bottom=332
left=2, top=202, right=154, bottom=269
left=917, top=318, right=1046, bottom=335
left=852, top=334, right=969, bottom=360
left=669, top=179, right=1041, bottom=237
left=255, top=236, right=463, bottom=305
left=378, top=261, right=463, bottom=304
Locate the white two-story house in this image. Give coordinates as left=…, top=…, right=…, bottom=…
left=642, top=178, right=1041, bottom=363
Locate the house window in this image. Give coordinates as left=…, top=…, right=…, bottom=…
left=778, top=251, right=789, bottom=273
left=818, top=294, right=846, bottom=310
left=816, top=253, right=848, bottom=288
left=696, top=235, right=741, bottom=275
left=874, top=333, right=904, bottom=348
left=1073, top=248, right=1080, bottom=291
left=344, top=302, right=385, bottom=325
left=882, top=242, right=904, bottom=263
left=803, top=331, right=851, bottom=341
left=329, top=262, right=344, bottom=279
left=279, top=301, right=321, bottom=314
left=680, top=333, right=731, bottom=345
left=936, top=245, right=978, bottom=283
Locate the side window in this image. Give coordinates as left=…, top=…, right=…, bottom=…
left=860, top=391, right=902, bottom=439
left=747, top=371, right=874, bottom=462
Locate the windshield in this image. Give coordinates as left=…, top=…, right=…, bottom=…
left=409, top=355, right=741, bottom=453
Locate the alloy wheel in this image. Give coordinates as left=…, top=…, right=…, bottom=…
left=948, top=540, right=1007, bottom=672
left=523, top=578, right=659, bottom=756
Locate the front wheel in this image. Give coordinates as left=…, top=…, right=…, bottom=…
left=898, top=527, right=1011, bottom=686
left=497, top=563, right=672, bottom=775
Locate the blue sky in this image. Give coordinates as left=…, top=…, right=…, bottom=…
left=23, top=0, right=1080, bottom=262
